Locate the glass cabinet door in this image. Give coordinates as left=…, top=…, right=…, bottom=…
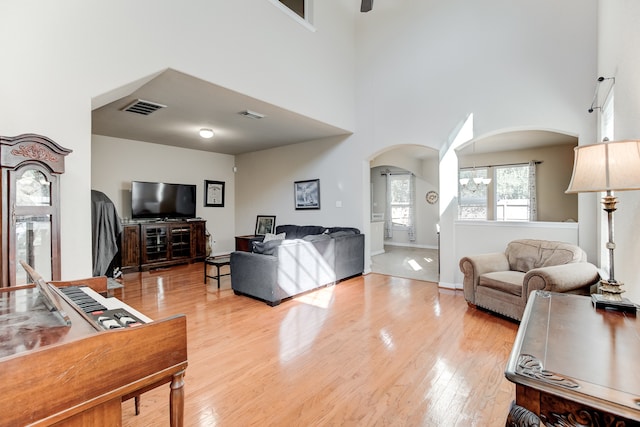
left=10, top=168, right=58, bottom=286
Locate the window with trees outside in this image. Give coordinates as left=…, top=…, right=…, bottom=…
left=458, top=164, right=532, bottom=221
left=495, top=164, right=530, bottom=221
left=390, top=174, right=411, bottom=228
left=458, top=168, right=489, bottom=219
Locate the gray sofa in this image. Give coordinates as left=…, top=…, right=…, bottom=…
left=230, top=225, right=365, bottom=306
left=460, top=239, right=599, bottom=321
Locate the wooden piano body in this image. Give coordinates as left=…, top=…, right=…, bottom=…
left=0, top=276, right=187, bottom=426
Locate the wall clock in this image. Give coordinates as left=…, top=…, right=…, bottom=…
left=426, top=191, right=439, bottom=204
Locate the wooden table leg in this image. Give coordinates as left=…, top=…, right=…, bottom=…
left=170, top=369, right=186, bottom=427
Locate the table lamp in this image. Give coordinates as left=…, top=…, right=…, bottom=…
left=566, top=139, right=640, bottom=312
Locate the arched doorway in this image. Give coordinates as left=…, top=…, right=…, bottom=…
left=369, top=145, right=440, bottom=282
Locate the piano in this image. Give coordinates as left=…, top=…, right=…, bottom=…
left=0, top=263, right=188, bottom=426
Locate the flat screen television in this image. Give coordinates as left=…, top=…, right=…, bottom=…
left=131, top=181, right=197, bottom=220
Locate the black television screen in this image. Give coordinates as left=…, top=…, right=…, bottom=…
left=131, top=181, right=197, bottom=219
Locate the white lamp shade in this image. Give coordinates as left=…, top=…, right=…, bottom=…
left=566, top=140, right=640, bottom=193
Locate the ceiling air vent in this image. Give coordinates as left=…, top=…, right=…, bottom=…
left=238, top=110, right=265, bottom=119
left=121, top=99, right=167, bottom=116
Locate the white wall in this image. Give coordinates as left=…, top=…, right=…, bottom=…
left=597, top=0, right=640, bottom=303
left=234, top=135, right=363, bottom=233
left=0, top=1, right=357, bottom=279
left=91, top=135, right=236, bottom=254
left=355, top=1, right=598, bottom=288
left=0, top=0, right=607, bottom=290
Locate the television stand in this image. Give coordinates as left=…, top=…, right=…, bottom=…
left=119, top=219, right=207, bottom=272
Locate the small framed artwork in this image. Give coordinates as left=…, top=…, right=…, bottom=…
left=204, top=180, right=225, bottom=207
left=294, top=179, right=320, bottom=210
left=255, top=215, right=276, bottom=235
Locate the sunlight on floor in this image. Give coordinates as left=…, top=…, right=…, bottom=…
left=407, top=258, right=423, bottom=271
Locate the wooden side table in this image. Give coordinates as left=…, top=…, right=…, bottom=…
left=234, top=235, right=263, bottom=252
left=204, top=256, right=230, bottom=288
left=505, top=291, right=640, bottom=425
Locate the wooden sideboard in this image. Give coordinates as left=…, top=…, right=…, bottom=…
left=505, top=291, right=640, bottom=425
left=120, top=220, right=206, bottom=272
left=234, top=234, right=263, bottom=252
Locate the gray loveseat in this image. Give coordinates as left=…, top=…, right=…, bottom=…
left=460, top=239, right=599, bottom=321
left=230, top=225, right=365, bottom=306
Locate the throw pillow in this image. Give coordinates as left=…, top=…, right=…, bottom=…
left=263, top=232, right=286, bottom=242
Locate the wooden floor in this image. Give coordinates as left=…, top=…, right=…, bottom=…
left=113, top=263, right=518, bottom=426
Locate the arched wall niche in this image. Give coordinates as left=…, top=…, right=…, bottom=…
left=455, top=129, right=579, bottom=223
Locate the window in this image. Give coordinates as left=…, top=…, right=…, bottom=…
left=458, top=164, right=534, bottom=221
left=458, top=168, right=489, bottom=220
left=390, top=174, right=411, bottom=228
left=495, top=165, right=530, bottom=221
left=269, top=0, right=314, bottom=27
left=279, top=0, right=304, bottom=19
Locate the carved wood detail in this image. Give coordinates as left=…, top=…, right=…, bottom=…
left=516, top=354, right=580, bottom=389
left=11, top=144, right=59, bottom=163
left=507, top=402, right=544, bottom=426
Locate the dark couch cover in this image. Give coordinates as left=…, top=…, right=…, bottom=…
left=230, top=225, right=365, bottom=305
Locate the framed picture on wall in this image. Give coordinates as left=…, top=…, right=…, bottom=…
left=255, top=215, right=276, bottom=235
left=294, top=179, right=320, bottom=210
left=204, top=180, right=225, bottom=207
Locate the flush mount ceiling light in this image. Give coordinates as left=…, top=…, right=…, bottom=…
left=199, top=128, right=214, bottom=139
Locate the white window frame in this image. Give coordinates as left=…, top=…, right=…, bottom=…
left=268, top=0, right=316, bottom=31
left=389, top=173, right=412, bottom=229
left=493, top=164, right=531, bottom=222
left=458, top=167, right=490, bottom=220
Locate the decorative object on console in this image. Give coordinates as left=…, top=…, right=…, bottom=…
left=294, top=179, right=320, bottom=210
left=255, top=215, right=276, bottom=235
left=204, top=180, right=225, bottom=207
left=566, top=139, right=640, bottom=312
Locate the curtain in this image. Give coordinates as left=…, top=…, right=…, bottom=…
left=528, top=161, right=538, bottom=221
left=407, top=174, right=416, bottom=242
left=384, top=173, right=393, bottom=238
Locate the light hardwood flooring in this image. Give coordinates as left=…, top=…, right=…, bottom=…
left=113, top=263, right=518, bottom=426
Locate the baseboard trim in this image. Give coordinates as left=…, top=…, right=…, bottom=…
left=438, top=281, right=462, bottom=290
left=384, top=242, right=438, bottom=250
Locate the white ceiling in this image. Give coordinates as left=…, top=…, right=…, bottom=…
left=92, top=69, right=351, bottom=155
left=92, top=69, right=577, bottom=159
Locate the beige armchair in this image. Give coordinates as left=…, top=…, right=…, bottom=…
left=460, top=239, right=599, bottom=321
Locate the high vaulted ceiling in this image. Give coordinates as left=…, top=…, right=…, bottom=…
left=93, top=70, right=576, bottom=159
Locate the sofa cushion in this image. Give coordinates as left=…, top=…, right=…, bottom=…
left=479, top=271, right=525, bottom=297
left=506, top=239, right=586, bottom=272
left=252, top=239, right=284, bottom=255
left=275, top=225, right=326, bottom=239
left=302, top=233, right=331, bottom=242
left=326, top=227, right=360, bottom=235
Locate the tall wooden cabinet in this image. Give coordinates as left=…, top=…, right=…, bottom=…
left=119, top=220, right=206, bottom=272
left=0, top=134, right=72, bottom=287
